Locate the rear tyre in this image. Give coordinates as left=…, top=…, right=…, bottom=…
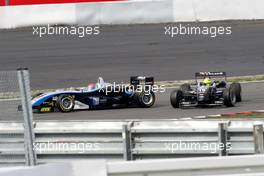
left=57, top=94, right=75, bottom=112
left=230, top=83, right=242, bottom=102
left=180, top=84, right=191, bottom=91
left=223, top=88, right=236, bottom=107
left=135, top=91, right=155, bottom=108
left=170, top=89, right=183, bottom=108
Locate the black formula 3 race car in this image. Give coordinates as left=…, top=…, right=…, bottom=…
left=27, top=76, right=156, bottom=113
left=170, top=72, right=242, bottom=108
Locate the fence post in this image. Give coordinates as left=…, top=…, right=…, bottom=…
left=218, top=123, right=228, bottom=156
left=122, top=122, right=133, bottom=161
left=253, top=124, right=264, bottom=154
left=17, top=68, right=37, bottom=166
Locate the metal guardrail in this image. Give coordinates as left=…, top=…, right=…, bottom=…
left=0, top=121, right=126, bottom=165
left=0, top=122, right=25, bottom=165
left=130, top=120, right=261, bottom=159
left=1, top=120, right=264, bottom=165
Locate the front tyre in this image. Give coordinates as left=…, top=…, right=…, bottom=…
left=57, top=94, right=75, bottom=112
left=230, top=83, right=242, bottom=102
left=135, top=91, right=155, bottom=108
left=223, top=88, right=236, bottom=107
left=170, top=89, right=183, bottom=108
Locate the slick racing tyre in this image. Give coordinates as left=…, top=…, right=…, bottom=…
left=57, top=94, right=75, bottom=112
left=135, top=91, right=155, bottom=108
left=170, top=89, right=183, bottom=108
left=230, top=83, right=242, bottom=102
left=180, top=84, right=191, bottom=91
left=223, top=88, right=236, bottom=107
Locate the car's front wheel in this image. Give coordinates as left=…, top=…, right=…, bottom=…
left=230, top=83, right=242, bottom=102
left=223, top=88, right=236, bottom=107
left=170, top=89, right=183, bottom=108
left=57, top=94, right=75, bottom=112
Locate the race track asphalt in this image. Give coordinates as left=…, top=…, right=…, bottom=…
left=0, top=21, right=264, bottom=89
left=0, top=82, right=263, bottom=121
left=0, top=21, right=264, bottom=121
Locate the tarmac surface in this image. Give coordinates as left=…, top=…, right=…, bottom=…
left=0, top=82, right=263, bottom=121
left=0, top=21, right=264, bottom=121
left=0, top=21, right=264, bottom=89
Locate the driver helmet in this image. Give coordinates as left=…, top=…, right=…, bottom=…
left=203, top=77, right=212, bottom=86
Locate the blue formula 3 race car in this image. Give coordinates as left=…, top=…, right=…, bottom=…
left=26, top=76, right=155, bottom=113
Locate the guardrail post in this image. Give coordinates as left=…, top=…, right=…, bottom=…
left=17, top=68, right=37, bottom=166
left=253, top=124, right=264, bottom=154
left=122, top=122, right=133, bottom=161
left=218, top=123, right=228, bottom=156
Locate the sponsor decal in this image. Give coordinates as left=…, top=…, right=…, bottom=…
left=40, top=107, right=52, bottom=112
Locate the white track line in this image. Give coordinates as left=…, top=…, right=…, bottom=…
left=0, top=98, right=20, bottom=102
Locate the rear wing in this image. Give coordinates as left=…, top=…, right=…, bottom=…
left=195, top=72, right=227, bottom=81
left=195, top=72, right=226, bottom=77
left=130, top=76, right=154, bottom=86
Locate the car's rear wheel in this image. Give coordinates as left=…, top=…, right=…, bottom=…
left=170, top=89, right=183, bottom=108
left=230, top=83, right=242, bottom=102
left=57, top=94, right=75, bottom=112
left=135, top=91, right=155, bottom=108
left=223, top=88, right=236, bottom=107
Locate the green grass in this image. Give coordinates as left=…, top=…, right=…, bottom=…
left=228, top=75, right=264, bottom=83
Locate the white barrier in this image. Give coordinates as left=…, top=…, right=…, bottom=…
left=0, top=163, right=74, bottom=176
left=191, top=0, right=264, bottom=21
left=75, top=0, right=173, bottom=25
left=0, top=3, right=76, bottom=28
left=0, top=0, right=264, bottom=28
left=3, top=155, right=264, bottom=176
